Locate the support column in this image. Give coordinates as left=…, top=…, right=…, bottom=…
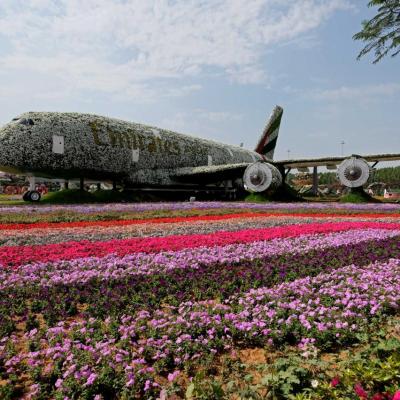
left=80, top=177, right=84, bottom=191
left=283, top=167, right=291, bottom=182
left=312, top=166, right=318, bottom=196
left=112, top=180, right=117, bottom=191
left=28, top=176, right=36, bottom=191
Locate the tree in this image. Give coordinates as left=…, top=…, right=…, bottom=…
left=353, top=0, right=400, bottom=63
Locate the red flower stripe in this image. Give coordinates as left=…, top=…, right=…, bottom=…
left=1, top=221, right=399, bottom=268
left=0, top=212, right=399, bottom=231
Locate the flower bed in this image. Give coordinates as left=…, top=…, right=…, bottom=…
left=2, top=215, right=400, bottom=248
left=1, top=221, right=399, bottom=267
left=1, top=211, right=399, bottom=231
left=0, top=202, right=400, bottom=399
left=2, top=259, right=400, bottom=398
left=0, top=200, right=399, bottom=214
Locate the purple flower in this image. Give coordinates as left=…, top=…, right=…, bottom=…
left=85, top=373, right=97, bottom=386
left=168, top=371, right=180, bottom=382
left=55, top=378, right=63, bottom=389
left=144, top=380, right=152, bottom=391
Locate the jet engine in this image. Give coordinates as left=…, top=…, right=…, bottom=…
left=243, top=162, right=282, bottom=193
left=337, top=157, right=370, bottom=188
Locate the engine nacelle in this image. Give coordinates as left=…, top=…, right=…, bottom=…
left=337, top=157, right=370, bottom=188
left=243, top=162, right=282, bottom=193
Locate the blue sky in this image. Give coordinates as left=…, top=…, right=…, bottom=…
left=0, top=0, right=399, bottom=164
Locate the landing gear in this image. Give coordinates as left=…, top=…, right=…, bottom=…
left=23, top=190, right=41, bottom=202
left=23, top=176, right=41, bottom=202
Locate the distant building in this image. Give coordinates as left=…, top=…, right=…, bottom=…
left=384, top=188, right=400, bottom=200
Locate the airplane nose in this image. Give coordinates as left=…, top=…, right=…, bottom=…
left=0, top=124, right=23, bottom=172
left=0, top=129, right=9, bottom=167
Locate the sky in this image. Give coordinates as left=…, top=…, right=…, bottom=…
left=0, top=0, right=399, bottom=165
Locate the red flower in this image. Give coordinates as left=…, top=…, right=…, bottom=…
left=330, top=376, right=340, bottom=387
left=371, top=393, right=385, bottom=400
left=354, top=383, right=368, bottom=399
left=0, top=212, right=398, bottom=231
left=1, top=221, right=399, bottom=268
left=393, top=391, right=400, bottom=400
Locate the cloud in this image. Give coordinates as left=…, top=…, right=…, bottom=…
left=161, top=108, right=243, bottom=130
left=159, top=108, right=244, bottom=145
left=0, top=0, right=351, bottom=100
left=195, top=110, right=243, bottom=123
left=311, top=83, right=400, bottom=101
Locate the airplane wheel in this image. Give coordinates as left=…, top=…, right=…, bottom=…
left=27, top=190, right=41, bottom=202
left=22, top=191, right=31, bottom=202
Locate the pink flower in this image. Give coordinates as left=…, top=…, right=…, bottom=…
left=354, top=383, right=368, bottom=399
left=167, top=371, right=180, bottom=382
left=393, top=391, right=400, bottom=400
left=126, top=378, right=135, bottom=387
left=55, top=378, right=63, bottom=389
left=3, top=220, right=397, bottom=267
left=330, top=376, right=340, bottom=387
left=85, top=373, right=97, bottom=386
left=144, top=380, right=151, bottom=391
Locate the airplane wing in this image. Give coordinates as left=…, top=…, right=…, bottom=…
left=274, top=153, right=400, bottom=170
left=172, top=163, right=249, bottom=183
left=171, top=153, right=400, bottom=186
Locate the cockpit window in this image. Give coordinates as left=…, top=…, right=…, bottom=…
left=19, top=118, right=34, bottom=126
left=11, top=117, right=34, bottom=126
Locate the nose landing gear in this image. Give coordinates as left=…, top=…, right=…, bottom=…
left=22, top=176, right=41, bottom=202
left=22, top=190, right=41, bottom=202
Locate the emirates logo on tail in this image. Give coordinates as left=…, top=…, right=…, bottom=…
left=254, top=105, right=283, bottom=161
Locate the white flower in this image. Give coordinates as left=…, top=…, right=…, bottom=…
left=311, top=379, right=319, bottom=388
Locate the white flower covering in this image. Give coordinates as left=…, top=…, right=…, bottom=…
left=0, top=112, right=262, bottom=186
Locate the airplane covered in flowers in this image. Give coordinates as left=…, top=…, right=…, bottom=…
left=0, top=106, right=399, bottom=201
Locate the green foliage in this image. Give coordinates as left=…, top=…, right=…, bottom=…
left=293, top=167, right=400, bottom=191
left=260, top=356, right=313, bottom=398
left=0, top=316, right=15, bottom=337
left=0, top=382, right=24, bottom=400
left=340, top=188, right=380, bottom=203
left=0, top=206, right=263, bottom=224
left=245, top=184, right=301, bottom=203
left=318, top=172, right=337, bottom=185
left=314, top=167, right=400, bottom=187
left=372, top=166, right=400, bottom=184
left=25, top=314, right=40, bottom=332
left=186, top=371, right=225, bottom=400
left=41, top=189, right=134, bottom=204
left=41, top=189, right=99, bottom=204
left=353, top=0, right=400, bottom=63
left=308, top=334, right=400, bottom=399
left=245, top=193, right=271, bottom=203
left=183, top=319, right=400, bottom=399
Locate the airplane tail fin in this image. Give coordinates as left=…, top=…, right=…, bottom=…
left=254, top=105, right=283, bottom=160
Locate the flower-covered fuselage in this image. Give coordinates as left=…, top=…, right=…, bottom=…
left=0, top=111, right=261, bottom=186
